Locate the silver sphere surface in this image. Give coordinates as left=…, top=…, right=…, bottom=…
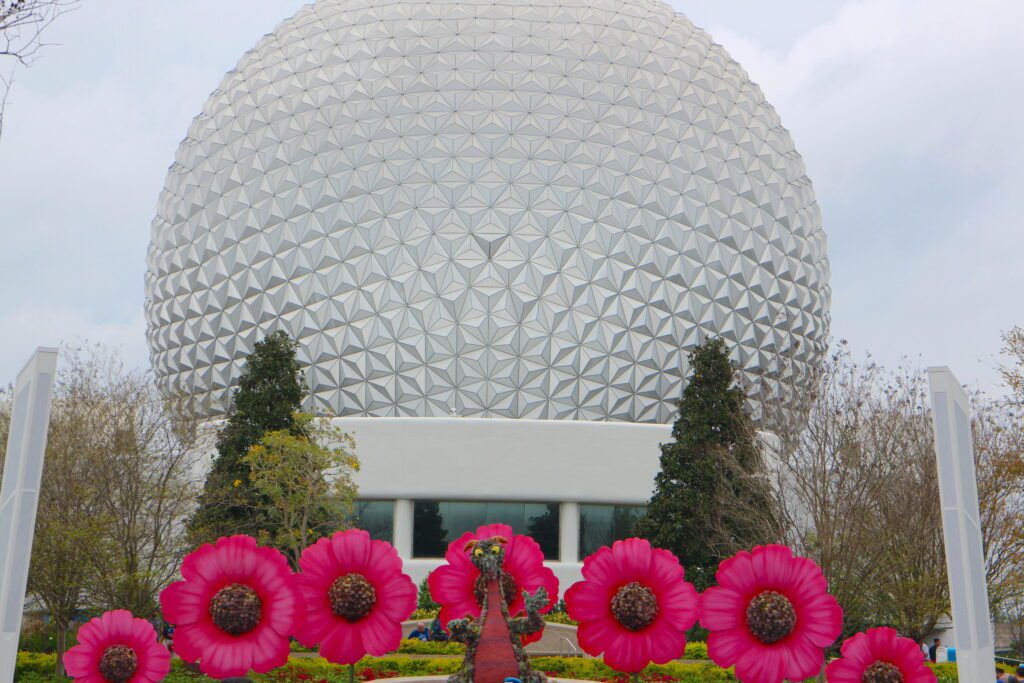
left=145, top=0, right=830, bottom=427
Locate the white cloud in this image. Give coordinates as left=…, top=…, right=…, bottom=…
left=696, top=0, right=1024, bottom=393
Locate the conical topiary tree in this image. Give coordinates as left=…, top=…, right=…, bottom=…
left=635, top=337, right=777, bottom=591
left=188, top=330, right=307, bottom=544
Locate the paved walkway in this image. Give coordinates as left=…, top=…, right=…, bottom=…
left=400, top=621, right=581, bottom=657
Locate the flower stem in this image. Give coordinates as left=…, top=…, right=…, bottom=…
left=630, top=672, right=640, bottom=683
left=349, top=663, right=355, bottom=683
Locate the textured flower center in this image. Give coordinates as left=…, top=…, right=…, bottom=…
left=610, top=581, right=660, bottom=631
left=745, top=591, right=797, bottom=644
left=329, top=573, right=377, bottom=622
left=98, top=645, right=138, bottom=683
left=862, top=661, right=904, bottom=683
left=209, top=583, right=263, bottom=635
left=474, top=572, right=518, bottom=608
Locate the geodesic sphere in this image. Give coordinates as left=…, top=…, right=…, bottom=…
left=145, top=0, right=830, bottom=427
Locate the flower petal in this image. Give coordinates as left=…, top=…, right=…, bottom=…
left=214, top=535, right=258, bottom=579
left=706, top=628, right=754, bottom=669
left=565, top=578, right=612, bottom=623
left=611, top=538, right=653, bottom=582
left=201, top=638, right=252, bottom=679
left=249, top=623, right=291, bottom=673
left=63, top=645, right=97, bottom=678
left=374, top=572, right=417, bottom=622
left=181, top=541, right=229, bottom=584
left=171, top=620, right=218, bottom=665
left=735, top=642, right=786, bottom=683
left=159, top=580, right=208, bottom=625
left=320, top=621, right=366, bottom=665
left=576, top=615, right=623, bottom=657
left=698, top=586, right=745, bottom=631
left=602, top=630, right=654, bottom=673
left=360, top=608, right=405, bottom=655
left=332, top=529, right=373, bottom=573
left=294, top=606, right=337, bottom=647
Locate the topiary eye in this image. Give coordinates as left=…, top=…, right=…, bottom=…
left=490, top=545, right=501, bottom=554
left=473, top=548, right=485, bottom=557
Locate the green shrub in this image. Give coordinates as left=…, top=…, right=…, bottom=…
left=683, top=641, right=708, bottom=660
left=17, top=624, right=79, bottom=654
left=531, top=657, right=734, bottom=682
left=409, top=608, right=439, bottom=620
left=13, top=674, right=59, bottom=683
left=543, top=612, right=578, bottom=626
left=417, top=575, right=439, bottom=611
left=395, top=640, right=465, bottom=655
left=258, top=656, right=461, bottom=682
left=15, top=652, right=57, bottom=677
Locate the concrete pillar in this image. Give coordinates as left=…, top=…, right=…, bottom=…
left=393, top=499, right=414, bottom=558
left=559, top=502, right=580, bottom=564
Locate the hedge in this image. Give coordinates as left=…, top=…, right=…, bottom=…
left=13, top=651, right=1000, bottom=682
left=410, top=608, right=439, bottom=620
left=543, top=612, right=578, bottom=626
left=395, top=640, right=466, bottom=655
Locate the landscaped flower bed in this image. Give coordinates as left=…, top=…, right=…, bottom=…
left=11, top=652, right=991, bottom=683
left=39, top=529, right=983, bottom=683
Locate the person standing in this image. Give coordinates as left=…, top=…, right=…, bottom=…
left=928, top=638, right=940, bottom=663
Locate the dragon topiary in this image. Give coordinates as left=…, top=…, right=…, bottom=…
left=445, top=536, right=548, bottom=683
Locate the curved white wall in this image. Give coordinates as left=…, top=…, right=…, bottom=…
left=335, top=416, right=670, bottom=585
left=337, top=416, right=669, bottom=504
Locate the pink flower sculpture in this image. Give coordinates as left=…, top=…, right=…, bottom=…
left=564, top=538, right=699, bottom=673
left=159, top=535, right=303, bottom=678
left=699, top=544, right=843, bottom=683
left=826, top=627, right=937, bottom=683
left=428, top=523, right=558, bottom=644
left=293, top=529, right=417, bottom=663
left=63, top=610, right=170, bottom=683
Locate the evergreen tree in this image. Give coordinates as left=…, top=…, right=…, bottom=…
left=417, top=575, right=439, bottom=611
left=188, top=330, right=307, bottom=543
left=635, top=337, right=776, bottom=591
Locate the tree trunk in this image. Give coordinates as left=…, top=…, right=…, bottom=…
left=55, top=626, right=67, bottom=677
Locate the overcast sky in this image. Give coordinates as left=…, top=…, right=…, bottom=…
left=0, top=0, right=1021, bottom=395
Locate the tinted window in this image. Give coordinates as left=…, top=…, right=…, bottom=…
left=413, top=501, right=560, bottom=560
left=579, top=504, right=646, bottom=557
left=355, top=500, right=394, bottom=543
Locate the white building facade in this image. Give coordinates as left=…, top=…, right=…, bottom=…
left=337, top=416, right=669, bottom=584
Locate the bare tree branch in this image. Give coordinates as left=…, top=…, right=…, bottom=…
left=0, top=0, right=79, bottom=137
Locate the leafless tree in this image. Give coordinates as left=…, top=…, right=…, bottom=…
left=974, top=398, right=1024, bottom=611
left=0, top=344, right=201, bottom=672
left=1001, top=327, right=1024, bottom=405
left=765, top=345, right=948, bottom=641
left=0, top=0, right=79, bottom=136
left=55, top=345, right=202, bottom=617
left=765, top=341, right=1024, bottom=643
left=707, top=421, right=787, bottom=558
